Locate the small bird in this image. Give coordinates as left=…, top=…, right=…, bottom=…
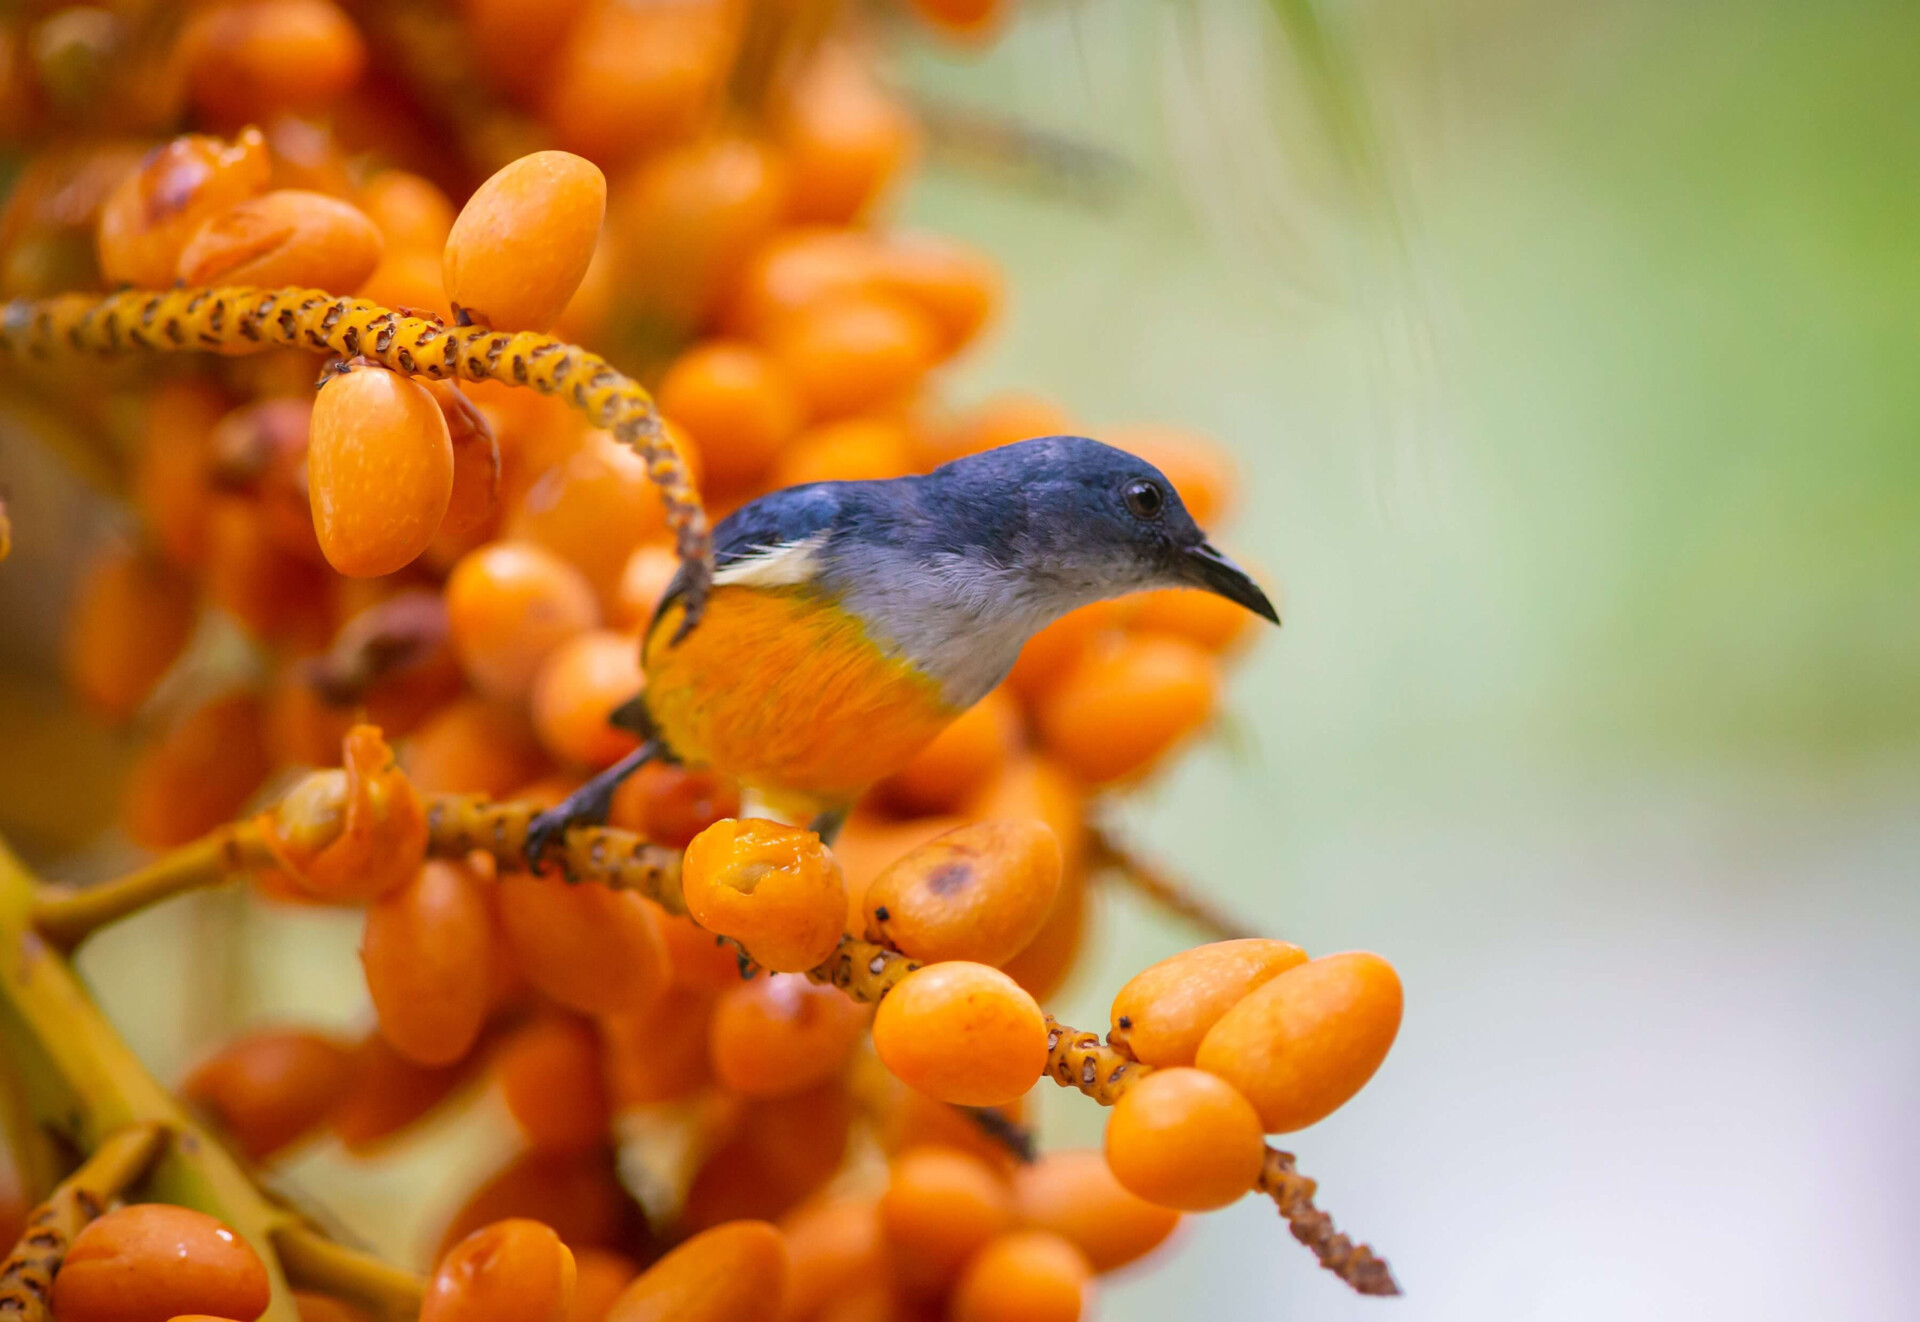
left=524, top=435, right=1277, bottom=859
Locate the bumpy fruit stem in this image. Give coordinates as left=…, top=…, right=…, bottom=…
left=0, top=1122, right=168, bottom=1321
left=0, top=286, right=712, bottom=626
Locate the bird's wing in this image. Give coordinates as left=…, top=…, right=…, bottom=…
left=648, top=483, right=847, bottom=638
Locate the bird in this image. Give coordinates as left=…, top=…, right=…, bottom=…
left=523, top=435, right=1278, bottom=864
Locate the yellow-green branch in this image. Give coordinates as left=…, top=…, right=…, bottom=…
left=31, top=822, right=275, bottom=951
left=273, top=1225, right=425, bottom=1319
left=0, top=285, right=712, bottom=625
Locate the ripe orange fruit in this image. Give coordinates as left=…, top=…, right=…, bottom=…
left=862, top=819, right=1061, bottom=967
left=1108, top=939, right=1309, bottom=1069
left=1010, top=1149, right=1181, bottom=1272
left=871, top=962, right=1046, bottom=1107
left=1103, top=1068, right=1264, bottom=1212
left=180, top=1029, right=354, bottom=1162
left=1194, top=951, right=1403, bottom=1132
left=948, top=1230, right=1092, bottom=1322
left=53, top=1204, right=271, bottom=1322
left=424, top=1218, right=577, bottom=1322
left=309, top=364, right=454, bottom=577
left=444, top=151, right=606, bottom=332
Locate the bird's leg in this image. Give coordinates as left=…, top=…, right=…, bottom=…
left=809, top=806, right=849, bottom=846
left=524, top=739, right=666, bottom=877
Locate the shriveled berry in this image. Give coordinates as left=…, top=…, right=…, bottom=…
left=681, top=819, right=848, bottom=973
left=863, top=819, right=1061, bottom=967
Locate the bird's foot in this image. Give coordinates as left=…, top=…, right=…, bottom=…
left=523, top=741, right=660, bottom=878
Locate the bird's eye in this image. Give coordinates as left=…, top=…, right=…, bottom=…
left=1124, top=479, right=1165, bottom=519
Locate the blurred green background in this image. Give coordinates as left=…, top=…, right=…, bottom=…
left=6, top=0, right=1918, bottom=1318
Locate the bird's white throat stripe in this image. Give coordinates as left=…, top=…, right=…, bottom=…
left=711, top=532, right=832, bottom=589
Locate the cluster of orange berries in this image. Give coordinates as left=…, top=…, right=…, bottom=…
left=0, top=0, right=1405, bottom=1314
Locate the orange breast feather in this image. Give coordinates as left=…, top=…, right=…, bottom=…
left=644, top=586, right=957, bottom=804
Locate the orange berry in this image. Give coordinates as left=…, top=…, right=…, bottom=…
left=331, top=1032, right=474, bottom=1153
left=496, top=872, right=669, bottom=1016
left=997, top=864, right=1089, bottom=1006
left=949, top=1230, right=1092, bottom=1322
left=309, top=364, right=454, bottom=577
left=922, top=391, right=1074, bottom=470
left=602, top=986, right=716, bottom=1106
left=604, top=1220, right=788, bottom=1322
left=611, top=135, right=790, bottom=327
left=404, top=696, right=551, bottom=796
left=424, top=379, right=504, bottom=554
left=62, top=544, right=196, bottom=722
left=681, top=819, right=848, bottom=973
left=830, top=813, right=968, bottom=932
left=499, top=1013, right=611, bottom=1154
left=261, top=726, right=428, bottom=904
left=863, top=820, right=1061, bottom=968
left=176, top=189, right=383, bottom=291
left=877, top=688, right=1019, bottom=815
left=769, top=417, right=915, bottom=488
left=180, top=0, right=366, bottom=126
left=768, top=292, right=940, bottom=420
left=360, top=247, right=452, bottom=322
left=123, top=691, right=272, bottom=849
left=878, top=1147, right=1013, bottom=1298
left=657, top=909, right=746, bottom=990
left=362, top=861, right=494, bottom=1066
left=96, top=129, right=271, bottom=288
left=507, top=430, right=683, bottom=605
left=681, top=1086, right=852, bottom=1233
left=1003, top=600, right=1133, bottom=707
left=1194, top=951, right=1403, bottom=1132
left=459, top=0, right=593, bottom=101
left=424, top=1219, right=577, bottom=1322
left=53, top=1204, right=270, bottom=1322
left=531, top=629, right=644, bottom=769
left=871, top=963, right=1046, bottom=1107
left=356, top=169, right=457, bottom=253
left=775, top=47, right=917, bottom=225
left=204, top=496, right=335, bottom=648
left=608, top=762, right=742, bottom=851
left=1104, top=425, right=1235, bottom=527
left=136, top=378, right=230, bottom=570
left=1034, top=634, right=1218, bottom=786
left=877, top=1085, right=1026, bottom=1174
left=568, top=1248, right=640, bottom=1322
left=435, top=1152, right=627, bottom=1259
left=724, top=229, right=883, bottom=342
left=873, top=235, right=1001, bottom=358
left=709, top=973, right=868, bottom=1098
left=1103, top=1068, right=1264, bottom=1212
left=1010, top=1149, right=1181, bottom=1273
left=658, top=341, right=803, bottom=492
left=1128, top=585, right=1261, bottom=653
left=540, top=0, right=735, bottom=168
left=776, top=1197, right=880, bottom=1322
left=608, top=544, right=682, bottom=631
left=444, top=151, right=606, bottom=332
left=1108, top=939, right=1309, bottom=1069
left=180, top=1029, right=354, bottom=1162
left=962, top=754, right=1088, bottom=882
left=445, top=542, right=599, bottom=702
left=909, top=0, right=1010, bottom=41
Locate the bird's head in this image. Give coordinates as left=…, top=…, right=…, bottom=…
left=928, top=435, right=1279, bottom=625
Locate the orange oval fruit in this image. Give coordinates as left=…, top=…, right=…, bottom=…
left=1193, top=951, right=1403, bottom=1132
left=863, top=820, right=1061, bottom=968
left=878, top=1147, right=1012, bottom=1299
left=309, top=364, right=454, bottom=578
left=445, top=542, right=599, bottom=702
left=362, top=860, right=494, bottom=1066
left=871, top=963, right=1046, bottom=1107
left=708, top=973, right=869, bottom=1098
left=180, top=1029, right=354, bottom=1162
left=444, top=151, right=606, bottom=332
left=53, top=1204, right=271, bottom=1322
left=97, top=129, right=271, bottom=288
left=176, top=189, right=383, bottom=291
left=530, top=629, right=645, bottom=770
left=1034, top=634, right=1218, bottom=786
left=423, top=1218, right=577, bottom=1322
left=948, top=1230, right=1092, bottom=1322
left=604, top=1220, right=788, bottom=1322
left=1108, top=939, right=1309, bottom=1069
left=1010, top=1149, right=1181, bottom=1273
left=1103, top=1067, right=1264, bottom=1212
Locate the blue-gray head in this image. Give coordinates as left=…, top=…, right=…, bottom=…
left=705, top=435, right=1276, bottom=706
left=918, top=435, right=1279, bottom=626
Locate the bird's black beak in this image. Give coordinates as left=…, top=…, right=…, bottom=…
left=1181, top=541, right=1280, bottom=624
